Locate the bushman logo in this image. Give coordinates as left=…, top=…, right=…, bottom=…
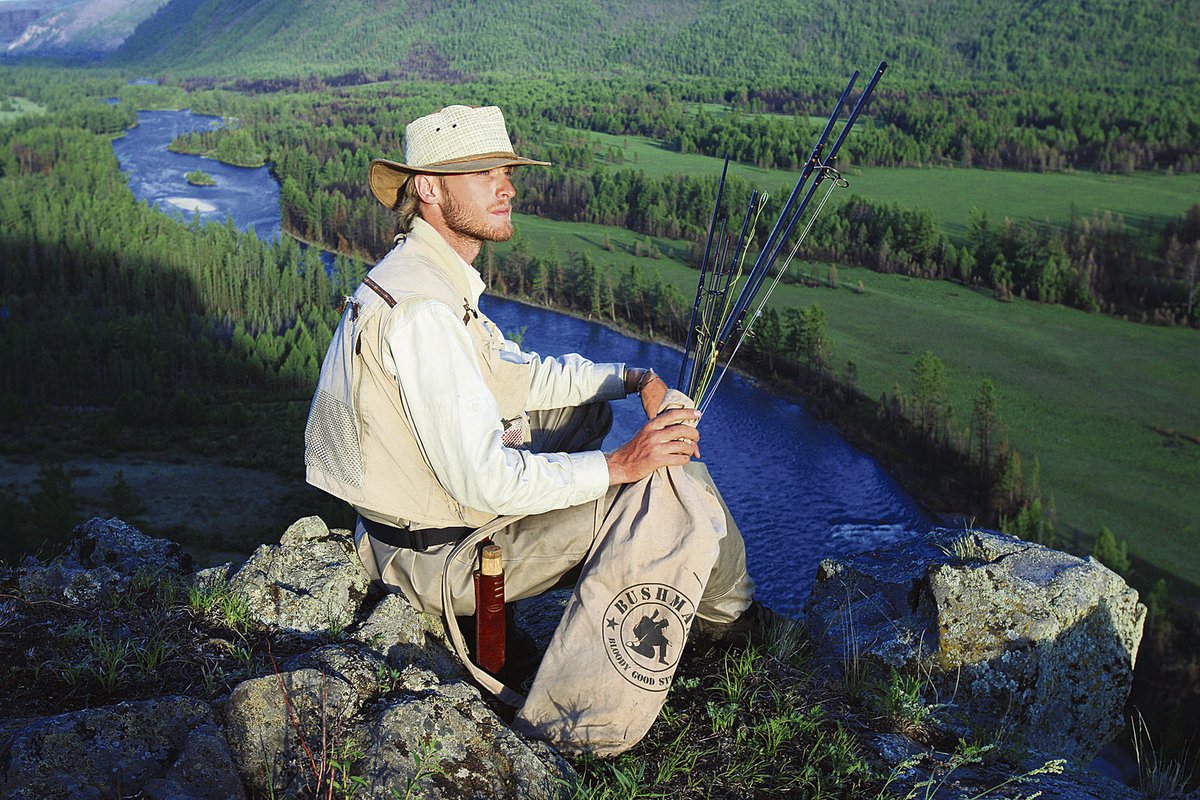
left=603, top=583, right=695, bottom=691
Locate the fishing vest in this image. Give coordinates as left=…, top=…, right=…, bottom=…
left=304, top=218, right=532, bottom=529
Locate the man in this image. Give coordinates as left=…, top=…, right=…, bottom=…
left=304, top=104, right=765, bottom=687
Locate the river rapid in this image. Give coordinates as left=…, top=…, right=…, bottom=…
left=112, top=107, right=932, bottom=616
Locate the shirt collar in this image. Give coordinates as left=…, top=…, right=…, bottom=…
left=452, top=246, right=487, bottom=306
left=408, top=217, right=487, bottom=305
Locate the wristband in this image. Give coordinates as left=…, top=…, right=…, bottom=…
left=624, top=368, right=656, bottom=395
left=623, top=367, right=642, bottom=395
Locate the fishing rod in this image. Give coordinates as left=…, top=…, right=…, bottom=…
left=687, top=188, right=764, bottom=397
left=681, top=69, right=857, bottom=398
left=715, top=62, right=887, bottom=362
left=686, top=215, right=732, bottom=394
left=698, top=170, right=849, bottom=416
left=678, top=157, right=730, bottom=389
left=711, top=69, right=862, bottom=355
left=681, top=61, right=889, bottom=412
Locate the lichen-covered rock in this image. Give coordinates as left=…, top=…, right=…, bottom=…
left=804, top=527, right=1145, bottom=763
left=191, top=560, right=238, bottom=587
left=353, top=591, right=468, bottom=680
left=222, top=638, right=568, bottom=799
left=19, top=517, right=193, bottom=605
left=69, top=516, right=194, bottom=574
left=1, top=696, right=244, bottom=800
left=353, top=682, right=575, bottom=799
left=222, top=643, right=384, bottom=797
left=861, top=736, right=1140, bottom=800
left=229, top=516, right=371, bottom=635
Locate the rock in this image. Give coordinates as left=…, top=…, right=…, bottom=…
left=354, top=683, right=575, bottom=799
left=353, top=591, right=469, bottom=681
left=18, top=517, right=193, bottom=605
left=68, top=516, right=194, bottom=575
left=804, top=527, right=1145, bottom=763
left=860, top=729, right=1140, bottom=800
left=191, top=561, right=238, bottom=587
left=0, top=697, right=244, bottom=800
left=222, top=643, right=384, bottom=797
left=228, top=516, right=371, bottom=635
left=222, top=638, right=569, bottom=799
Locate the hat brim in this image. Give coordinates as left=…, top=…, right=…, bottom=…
left=368, top=155, right=551, bottom=208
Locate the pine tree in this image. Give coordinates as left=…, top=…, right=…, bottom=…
left=28, top=464, right=77, bottom=549
left=1092, top=527, right=1131, bottom=576
left=971, top=379, right=1001, bottom=490
left=911, top=351, right=949, bottom=448
left=105, top=469, right=146, bottom=520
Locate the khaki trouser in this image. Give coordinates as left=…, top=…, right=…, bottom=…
left=355, top=402, right=754, bottom=625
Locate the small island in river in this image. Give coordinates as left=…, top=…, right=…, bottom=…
left=185, top=169, right=216, bottom=186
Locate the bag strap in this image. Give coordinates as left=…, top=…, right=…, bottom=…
left=441, top=514, right=528, bottom=707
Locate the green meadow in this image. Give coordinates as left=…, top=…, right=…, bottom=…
left=571, top=127, right=1200, bottom=241
left=504, top=213, right=1200, bottom=591
left=0, top=96, right=45, bottom=122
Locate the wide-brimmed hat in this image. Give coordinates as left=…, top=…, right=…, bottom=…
left=368, top=105, right=550, bottom=208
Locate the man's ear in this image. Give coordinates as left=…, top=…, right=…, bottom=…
left=412, top=173, right=440, bottom=205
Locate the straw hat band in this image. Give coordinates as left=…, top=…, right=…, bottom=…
left=422, top=150, right=527, bottom=168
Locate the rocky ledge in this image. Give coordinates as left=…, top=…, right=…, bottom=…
left=0, top=517, right=1154, bottom=799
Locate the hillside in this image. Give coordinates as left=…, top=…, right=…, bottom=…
left=108, top=0, right=1200, bottom=88
left=1, top=0, right=167, bottom=58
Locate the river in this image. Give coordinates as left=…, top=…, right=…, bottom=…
left=111, top=107, right=932, bottom=617
left=111, top=109, right=281, bottom=241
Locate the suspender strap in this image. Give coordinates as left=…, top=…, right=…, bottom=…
left=358, top=516, right=471, bottom=552
left=363, top=276, right=396, bottom=307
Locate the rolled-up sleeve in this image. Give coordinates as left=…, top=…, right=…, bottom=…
left=383, top=301, right=610, bottom=516
left=522, top=348, right=627, bottom=410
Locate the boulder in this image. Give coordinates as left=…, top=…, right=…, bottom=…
left=19, top=517, right=192, bottom=605
left=229, top=516, right=371, bottom=636
left=0, top=697, right=243, bottom=800
left=222, top=643, right=383, bottom=797
left=804, top=527, right=1145, bottom=763
left=354, top=682, right=574, bottom=799
left=352, top=591, right=469, bottom=681
left=222, top=639, right=574, bottom=799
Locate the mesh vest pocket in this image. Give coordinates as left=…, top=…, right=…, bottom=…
left=305, top=389, right=364, bottom=488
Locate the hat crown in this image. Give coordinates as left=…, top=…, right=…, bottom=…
left=404, top=105, right=517, bottom=168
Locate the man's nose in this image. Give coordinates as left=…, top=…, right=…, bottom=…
left=497, top=173, right=515, bottom=198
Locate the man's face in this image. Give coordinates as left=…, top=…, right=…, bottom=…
left=437, top=167, right=516, bottom=244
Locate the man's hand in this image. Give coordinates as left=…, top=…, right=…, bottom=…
left=604, top=407, right=701, bottom=485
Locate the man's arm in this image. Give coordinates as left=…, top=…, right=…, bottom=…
left=505, top=332, right=671, bottom=419
left=622, top=367, right=670, bottom=420
left=495, top=331, right=625, bottom=411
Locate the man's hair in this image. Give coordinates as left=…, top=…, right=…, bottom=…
left=395, top=175, right=422, bottom=233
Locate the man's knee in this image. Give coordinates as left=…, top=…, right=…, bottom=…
left=528, top=401, right=613, bottom=453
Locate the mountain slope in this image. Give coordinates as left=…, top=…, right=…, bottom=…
left=108, top=0, right=1200, bottom=87
left=3, top=0, right=167, bottom=57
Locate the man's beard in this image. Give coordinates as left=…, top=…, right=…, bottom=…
left=441, top=183, right=513, bottom=243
